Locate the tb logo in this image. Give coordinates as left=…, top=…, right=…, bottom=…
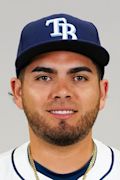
left=46, top=17, right=77, bottom=40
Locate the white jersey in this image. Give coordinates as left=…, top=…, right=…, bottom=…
left=0, top=139, right=120, bottom=180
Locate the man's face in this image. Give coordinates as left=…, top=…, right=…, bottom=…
left=11, top=51, right=108, bottom=146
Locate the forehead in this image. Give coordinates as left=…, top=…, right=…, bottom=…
left=25, top=51, right=97, bottom=71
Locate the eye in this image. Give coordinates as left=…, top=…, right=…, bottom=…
left=36, top=75, right=51, bottom=81
left=74, top=76, right=87, bottom=81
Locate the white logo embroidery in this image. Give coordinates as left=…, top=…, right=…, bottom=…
left=46, top=17, right=77, bottom=40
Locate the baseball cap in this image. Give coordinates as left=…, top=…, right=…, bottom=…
left=15, top=13, right=109, bottom=77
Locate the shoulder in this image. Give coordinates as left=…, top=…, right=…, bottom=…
left=0, top=142, right=29, bottom=179
left=94, top=139, right=120, bottom=157
left=0, top=149, right=13, bottom=164
left=0, top=149, right=14, bottom=179
left=95, top=139, right=120, bottom=175
left=0, top=142, right=29, bottom=162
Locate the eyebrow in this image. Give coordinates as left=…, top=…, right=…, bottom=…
left=67, top=67, right=92, bottom=74
left=31, top=66, right=92, bottom=74
left=32, top=67, right=57, bottom=74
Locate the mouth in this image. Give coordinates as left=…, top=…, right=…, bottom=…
left=47, top=109, right=78, bottom=119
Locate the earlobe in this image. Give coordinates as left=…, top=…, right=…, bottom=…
left=10, top=77, right=23, bottom=109
left=99, top=79, right=109, bottom=110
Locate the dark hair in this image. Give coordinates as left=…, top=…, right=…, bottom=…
left=94, top=63, right=104, bottom=80
left=18, top=68, right=26, bottom=82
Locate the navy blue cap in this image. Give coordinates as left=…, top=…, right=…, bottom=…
left=15, top=13, right=109, bottom=77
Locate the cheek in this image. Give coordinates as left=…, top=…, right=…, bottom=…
left=22, top=85, right=49, bottom=110
left=78, top=86, right=100, bottom=108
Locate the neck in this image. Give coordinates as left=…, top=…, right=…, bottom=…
left=29, top=130, right=94, bottom=174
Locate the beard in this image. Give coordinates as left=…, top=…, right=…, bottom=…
left=23, top=101, right=100, bottom=146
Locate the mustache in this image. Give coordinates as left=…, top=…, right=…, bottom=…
left=45, top=100, right=79, bottom=109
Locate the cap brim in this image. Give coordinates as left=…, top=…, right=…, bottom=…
left=16, top=40, right=109, bottom=75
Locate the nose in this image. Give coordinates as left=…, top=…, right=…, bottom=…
left=50, top=80, right=73, bottom=100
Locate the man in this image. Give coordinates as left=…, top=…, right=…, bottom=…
left=0, top=13, right=120, bottom=179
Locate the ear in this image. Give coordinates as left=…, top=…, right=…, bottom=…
left=99, top=79, right=109, bottom=110
left=10, top=77, right=23, bottom=109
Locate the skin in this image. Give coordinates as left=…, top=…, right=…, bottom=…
left=11, top=51, right=108, bottom=174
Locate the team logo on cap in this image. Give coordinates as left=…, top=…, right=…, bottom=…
left=46, top=17, right=77, bottom=40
